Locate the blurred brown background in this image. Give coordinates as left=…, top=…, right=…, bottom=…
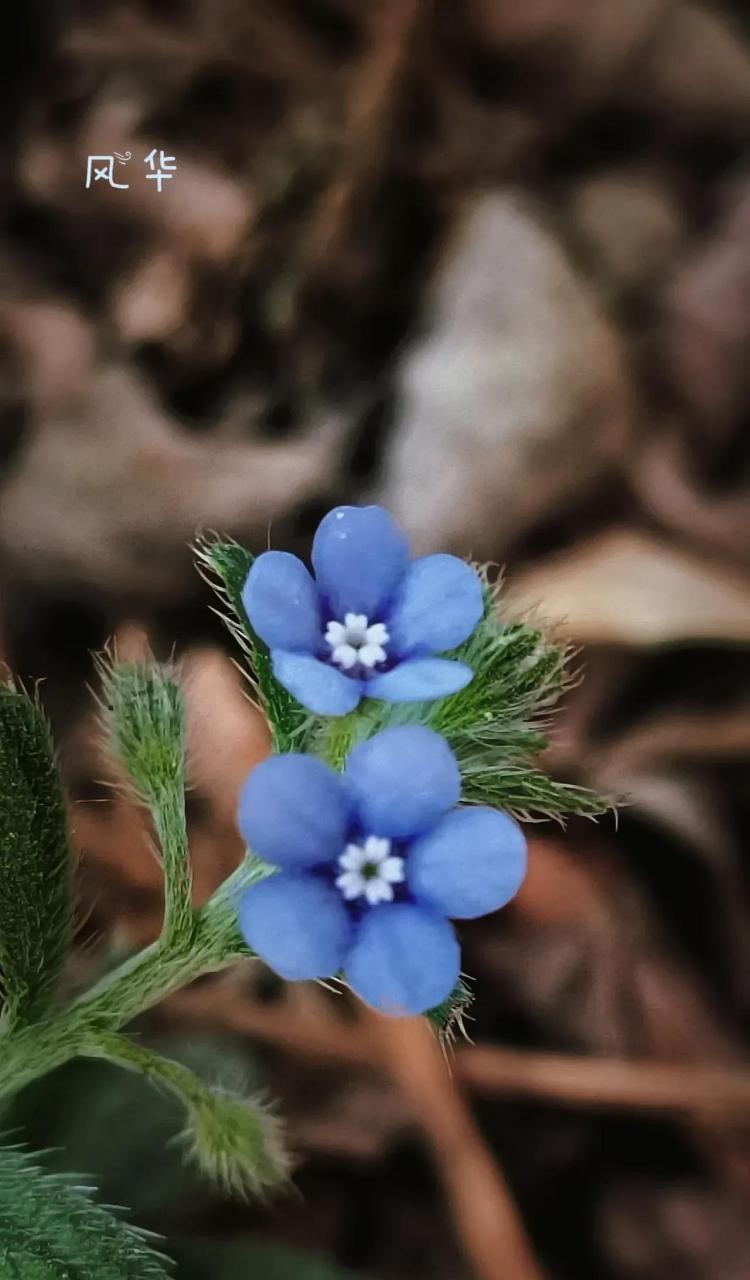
left=1, top=1, right=750, bottom=1278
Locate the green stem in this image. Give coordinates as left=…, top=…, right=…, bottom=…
left=0, top=854, right=260, bottom=1102
left=151, top=784, right=194, bottom=947
left=79, top=1029, right=216, bottom=1113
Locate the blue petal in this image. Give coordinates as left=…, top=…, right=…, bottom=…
left=242, top=551, right=322, bottom=653
left=345, top=725, right=460, bottom=838
left=312, top=505, right=410, bottom=621
left=239, top=874, right=352, bottom=980
left=366, top=658, right=474, bottom=703
left=387, top=554, right=484, bottom=657
left=272, top=650, right=362, bottom=716
left=345, top=903, right=460, bottom=1015
left=237, top=753, right=349, bottom=869
left=409, top=807, right=527, bottom=919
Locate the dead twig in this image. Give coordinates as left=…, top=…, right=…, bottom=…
left=301, top=0, right=422, bottom=276
left=459, top=1045, right=750, bottom=1118
left=368, top=1012, right=548, bottom=1280
left=164, top=980, right=750, bottom=1120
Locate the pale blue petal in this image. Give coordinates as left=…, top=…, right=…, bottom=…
left=345, top=725, right=460, bottom=838
left=409, top=807, right=527, bottom=919
left=237, top=754, right=349, bottom=869
left=272, top=650, right=362, bottom=716
left=387, top=554, right=484, bottom=656
left=312, top=505, right=410, bottom=621
left=345, top=903, right=459, bottom=1016
left=366, top=658, right=474, bottom=703
left=242, top=551, right=322, bottom=653
left=239, top=874, right=352, bottom=980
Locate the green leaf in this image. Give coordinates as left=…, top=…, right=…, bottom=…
left=194, top=537, right=611, bottom=824
left=193, top=534, right=310, bottom=754
left=0, top=682, right=72, bottom=1028
left=0, top=1145, right=171, bottom=1279
left=99, top=659, right=193, bottom=945
left=425, top=977, right=474, bottom=1044
left=461, top=764, right=607, bottom=821
left=315, top=571, right=611, bottom=821
left=101, top=660, right=186, bottom=807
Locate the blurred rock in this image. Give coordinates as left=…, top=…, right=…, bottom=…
left=661, top=178, right=750, bottom=440
left=600, top=1182, right=750, bottom=1280
left=625, top=2, right=750, bottom=128
left=114, top=250, right=191, bottom=344
left=466, top=0, right=668, bottom=91
left=0, top=294, right=95, bottom=412
left=508, top=528, right=750, bottom=645
left=377, top=192, right=630, bottom=556
left=0, top=364, right=344, bottom=596
left=122, top=151, right=252, bottom=263
left=569, top=170, right=686, bottom=298
left=631, top=429, right=750, bottom=567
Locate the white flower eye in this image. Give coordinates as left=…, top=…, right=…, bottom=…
left=325, top=614, right=390, bottom=671
left=335, top=836, right=405, bottom=906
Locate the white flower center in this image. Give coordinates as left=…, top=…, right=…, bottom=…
left=335, top=835, right=405, bottom=906
left=324, top=613, right=389, bottom=671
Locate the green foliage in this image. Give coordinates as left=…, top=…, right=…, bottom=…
left=192, top=543, right=608, bottom=1036
left=82, top=1031, right=290, bottom=1201
left=0, top=1145, right=170, bottom=1279
left=1, top=1044, right=209, bottom=1220
left=101, top=659, right=186, bottom=807
left=99, top=659, right=193, bottom=944
left=425, top=977, right=474, bottom=1043
left=0, top=534, right=611, bottom=1280
left=0, top=681, right=72, bottom=1029
left=0, top=850, right=265, bottom=1104
left=194, top=534, right=309, bottom=753
left=195, top=540, right=608, bottom=823
left=315, top=573, right=609, bottom=821
left=180, top=1084, right=289, bottom=1200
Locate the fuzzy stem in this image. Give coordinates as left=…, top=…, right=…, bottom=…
left=151, top=783, right=194, bottom=947
left=76, top=1028, right=290, bottom=1196
left=78, top=1028, right=217, bottom=1111
left=0, top=855, right=258, bottom=1101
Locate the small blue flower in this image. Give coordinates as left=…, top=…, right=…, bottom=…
left=243, top=505, right=484, bottom=716
left=236, top=725, right=526, bottom=1016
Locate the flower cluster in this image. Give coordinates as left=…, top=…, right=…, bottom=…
left=243, top=504, right=484, bottom=716
left=236, top=503, right=527, bottom=1017
left=237, top=725, right=526, bottom=1016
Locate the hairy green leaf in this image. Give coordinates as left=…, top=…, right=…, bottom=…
left=99, top=659, right=193, bottom=944
left=0, top=1145, right=170, bottom=1279
left=0, top=682, right=72, bottom=1028
left=426, top=977, right=474, bottom=1044
left=101, top=660, right=186, bottom=806
left=315, top=571, right=610, bottom=820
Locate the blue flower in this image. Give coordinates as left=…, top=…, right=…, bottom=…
left=242, top=505, right=484, bottom=716
left=236, top=725, right=526, bottom=1016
